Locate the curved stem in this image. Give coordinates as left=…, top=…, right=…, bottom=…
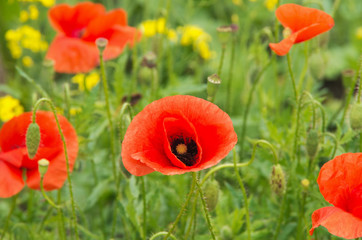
left=32, top=98, right=79, bottom=239
left=239, top=60, right=272, bottom=157
left=194, top=173, right=216, bottom=240
left=323, top=132, right=338, bottom=159
left=286, top=53, right=298, bottom=102
left=202, top=140, right=278, bottom=185
left=0, top=194, right=18, bottom=239
left=233, top=148, right=251, bottom=240
left=217, top=45, right=226, bottom=76
left=150, top=232, right=177, bottom=240
left=163, top=173, right=196, bottom=240
left=40, top=178, right=60, bottom=209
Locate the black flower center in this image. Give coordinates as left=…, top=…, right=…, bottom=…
left=170, top=136, right=198, bottom=166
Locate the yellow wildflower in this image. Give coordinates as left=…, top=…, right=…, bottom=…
left=70, top=107, right=82, bottom=116
left=28, top=5, right=39, bottom=20
left=20, top=10, right=29, bottom=23
left=179, top=25, right=214, bottom=60
left=232, top=0, right=241, bottom=5
left=0, top=96, right=24, bottom=122
left=356, top=27, right=362, bottom=40
left=40, top=0, right=55, bottom=8
left=167, top=29, right=178, bottom=42
left=22, top=56, right=34, bottom=67
left=264, top=0, right=278, bottom=11
left=72, top=71, right=100, bottom=91
left=140, top=18, right=166, bottom=37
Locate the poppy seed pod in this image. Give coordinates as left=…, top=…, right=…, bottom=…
left=207, top=74, right=221, bottom=102
left=306, top=129, right=319, bottom=159
left=38, top=159, right=50, bottom=178
left=270, top=164, right=286, bottom=196
left=203, top=179, right=220, bottom=211
left=26, top=122, right=41, bottom=159
left=350, top=104, right=362, bottom=132
left=220, top=225, right=233, bottom=240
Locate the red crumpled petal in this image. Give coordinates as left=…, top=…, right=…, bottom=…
left=269, top=33, right=297, bottom=56
left=310, top=206, right=362, bottom=239
left=46, top=35, right=99, bottom=74
left=275, top=4, right=334, bottom=36
left=0, top=161, right=24, bottom=198
left=317, top=153, right=362, bottom=210
left=121, top=95, right=237, bottom=176
left=49, top=2, right=105, bottom=37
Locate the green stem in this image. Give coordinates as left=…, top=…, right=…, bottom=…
left=184, top=194, right=197, bottom=239
left=233, top=148, right=251, bottom=240
left=0, top=194, right=18, bottom=240
left=194, top=173, right=216, bottom=240
left=323, top=132, right=338, bottom=159
left=32, top=98, right=79, bottom=240
left=274, top=0, right=280, bottom=42
left=273, top=189, right=287, bottom=240
left=40, top=178, right=60, bottom=209
left=340, top=55, right=362, bottom=126
left=57, top=190, right=66, bottom=240
left=286, top=53, right=298, bottom=102
left=141, top=176, right=147, bottom=240
left=37, top=206, right=53, bottom=233
left=16, top=66, right=49, bottom=98
left=163, top=173, right=196, bottom=240
left=293, top=93, right=303, bottom=163
left=239, top=60, right=272, bottom=157
left=150, top=232, right=176, bottom=240
left=202, top=140, right=278, bottom=185
left=226, top=36, right=236, bottom=113
left=217, top=45, right=226, bottom=76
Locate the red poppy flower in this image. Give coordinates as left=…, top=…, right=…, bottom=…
left=121, top=95, right=237, bottom=176
left=269, top=4, right=334, bottom=56
left=0, top=111, right=78, bottom=198
left=46, top=1, right=141, bottom=74
left=310, top=153, right=362, bottom=239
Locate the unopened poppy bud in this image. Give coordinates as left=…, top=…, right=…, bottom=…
left=220, top=225, right=233, bottom=240
left=217, top=25, right=233, bottom=45
left=26, top=122, right=41, bottom=159
left=38, top=159, right=49, bottom=178
left=95, top=37, right=108, bottom=52
left=350, top=104, right=362, bottom=132
left=141, top=51, right=157, bottom=69
left=203, top=179, right=220, bottom=211
left=207, top=74, right=221, bottom=102
left=283, top=27, right=292, bottom=39
left=306, top=129, right=319, bottom=159
left=270, top=164, right=286, bottom=196
left=301, top=178, right=310, bottom=189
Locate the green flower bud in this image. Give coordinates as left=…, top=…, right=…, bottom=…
left=350, top=104, right=362, bottom=132
left=26, top=122, right=41, bottom=159
left=95, top=37, right=108, bottom=52
left=38, top=159, right=49, bottom=178
left=207, top=74, right=221, bottom=102
left=306, top=129, right=319, bottom=159
left=270, top=164, right=286, bottom=196
left=203, top=179, right=220, bottom=212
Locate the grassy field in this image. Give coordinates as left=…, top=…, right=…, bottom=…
left=0, top=0, right=361, bottom=239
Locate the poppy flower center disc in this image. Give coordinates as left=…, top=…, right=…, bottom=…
left=171, top=137, right=198, bottom=166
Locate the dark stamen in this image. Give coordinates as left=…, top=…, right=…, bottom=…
left=170, top=136, right=198, bottom=166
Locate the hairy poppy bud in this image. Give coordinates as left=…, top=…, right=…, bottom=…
left=350, top=104, right=362, bottom=132
left=203, top=179, right=220, bottom=211
left=26, top=122, right=41, bottom=159
left=38, top=159, right=49, bottom=178
left=306, top=129, right=319, bottom=159
left=207, top=74, right=221, bottom=102
left=270, top=164, right=286, bottom=196
left=220, top=225, right=233, bottom=240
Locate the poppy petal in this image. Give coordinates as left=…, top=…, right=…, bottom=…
left=82, top=9, right=128, bottom=42
left=294, top=23, right=332, bottom=43
left=0, top=149, right=25, bottom=168
left=269, top=33, right=298, bottom=56
left=121, top=95, right=237, bottom=176
left=0, top=161, right=24, bottom=198
left=46, top=35, right=99, bottom=74
left=49, top=2, right=105, bottom=37
left=317, top=153, right=362, bottom=210
left=276, top=4, right=334, bottom=34
left=310, top=206, right=362, bottom=239
left=27, top=113, right=78, bottom=191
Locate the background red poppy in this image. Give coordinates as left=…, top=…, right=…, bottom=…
left=121, top=95, right=238, bottom=176
left=0, top=111, right=78, bottom=198
left=269, top=3, right=334, bottom=56
left=46, top=2, right=141, bottom=73
left=310, top=153, right=362, bottom=239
